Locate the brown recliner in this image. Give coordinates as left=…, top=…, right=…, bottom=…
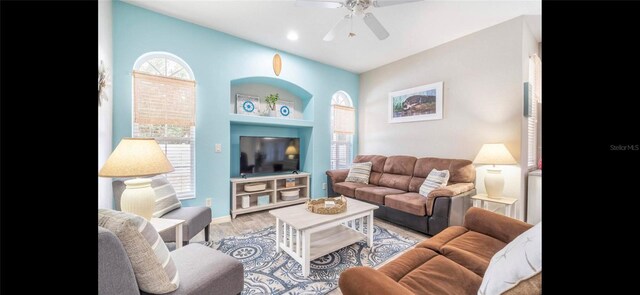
left=339, top=207, right=536, bottom=295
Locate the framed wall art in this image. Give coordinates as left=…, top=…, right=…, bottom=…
left=236, top=94, right=260, bottom=116
left=388, top=81, right=443, bottom=123
left=276, top=100, right=294, bottom=118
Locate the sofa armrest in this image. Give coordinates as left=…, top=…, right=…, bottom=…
left=326, top=169, right=349, bottom=185
left=425, top=183, right=475, bottom=216
left=339, top=267, right=414, bottom=295
left=463, top=207, right=533, bottom=244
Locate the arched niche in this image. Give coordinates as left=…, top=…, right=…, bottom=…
left=230, top=76, right=313, bottom=121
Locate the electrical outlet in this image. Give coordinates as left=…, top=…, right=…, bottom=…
left=322, top=183, right=327, bottom=190
left=205, top=198, right=212, bottom=207
left=215, top=144, right=222, bottom=153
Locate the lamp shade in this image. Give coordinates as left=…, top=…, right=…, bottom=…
left=285, top=145, right=298, bottom=155
left=473, top=143, right=517, bottom=165
left=99, top=138, right=174, bottom=177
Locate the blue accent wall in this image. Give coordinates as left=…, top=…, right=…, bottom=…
left=112, top=1, right=359, bottom=218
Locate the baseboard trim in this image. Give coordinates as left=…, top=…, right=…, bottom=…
left=211, top=215, right=231, bottom=224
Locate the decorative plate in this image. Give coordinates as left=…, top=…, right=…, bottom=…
left=279, top=105, right=290, bottom=117
left=243, top=101, right=255, bottom=113
left=236, top=94, right=260, bottom=116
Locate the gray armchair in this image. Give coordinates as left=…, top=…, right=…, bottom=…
left=98, top=226, right=244, bottom=295
left=113, top=179, right=211, bottom=245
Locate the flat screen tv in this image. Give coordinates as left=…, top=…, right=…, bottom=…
left=240, top=136, right=300, bottom=175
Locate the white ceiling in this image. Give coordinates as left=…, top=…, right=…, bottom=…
left=124, top=0, right=541, bottom=73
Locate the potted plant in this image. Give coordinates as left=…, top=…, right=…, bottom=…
left=265, top=93, right=279, bottom=111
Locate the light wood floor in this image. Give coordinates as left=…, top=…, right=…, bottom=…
left=189, top=211, right=429, bottom=295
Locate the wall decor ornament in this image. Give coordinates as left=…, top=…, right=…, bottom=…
left=236, top=94, right=260, bottom=116
left=277, top=100, right=294, bottom=118
left=273, top=53, right=282, bottom=76
left=388, top=81, right=443, bottom=123
left=98, top=60, right=109, bottom=106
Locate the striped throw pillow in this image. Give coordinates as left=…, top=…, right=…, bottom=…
left=98, top=209, right=180, bottom=294
left=151, top=176, right=182, bottom=218
left=345, top=162, right=373, bottom=184
left=419, top=169, right=450, bottom=197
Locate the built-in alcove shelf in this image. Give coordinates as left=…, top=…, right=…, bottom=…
left=229, top=114, right=313, bottom=128
left=230, top=76, right=314, bottom=121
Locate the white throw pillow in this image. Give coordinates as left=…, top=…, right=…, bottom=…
left=419, top=169, right=450, bottom=197
left=478, top=222, right=542, bottom=295
left=151, top=175, right=182, bottom=218
left=98, top=209, right=180, bottom=294
left=345, top=162, right=373, bottom=184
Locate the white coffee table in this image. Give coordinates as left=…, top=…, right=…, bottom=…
left=269, top=198, right=378, bottom=277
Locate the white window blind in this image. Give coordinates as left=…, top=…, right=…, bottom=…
left=527, top=54, right=541, bottom=169
left=133, top=54, right=196, bottom=199
left=133, top=71, right=196, bottom=126
left=332, top=104, right=355, bottom=134
left=331, top=91, right=355, bottom=170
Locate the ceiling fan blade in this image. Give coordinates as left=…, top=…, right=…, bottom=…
left=373, top=0, right=423, bottom=8
left=323, top=15, right=351, bottom=41
left=296, top=0, right=344, bottom=9
left=363, top=12, right=390, bottom=40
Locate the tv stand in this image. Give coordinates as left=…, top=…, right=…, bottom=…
left=230, top=172, right=310, bottom=218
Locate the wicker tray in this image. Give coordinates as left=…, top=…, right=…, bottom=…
left=306, top=196, right=347, bottom=214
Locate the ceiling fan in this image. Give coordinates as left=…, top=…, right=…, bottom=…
left=296, top=0, right=424, bottom=41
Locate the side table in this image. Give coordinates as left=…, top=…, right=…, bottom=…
left=471, top=194, right=518, bottom=218
left=150, top=218, right=186, bottom=249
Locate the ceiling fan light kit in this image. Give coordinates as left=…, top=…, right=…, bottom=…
left=297, top=0, right=423, bottom=41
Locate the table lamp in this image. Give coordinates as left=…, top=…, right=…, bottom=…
left=99, top=138, right=174, bottom=219
left=473, top=143, right=517, bottom=199
left=285, top=144, right=298, bottom=160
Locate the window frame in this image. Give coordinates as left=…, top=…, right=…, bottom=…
left=330, top=91, right=355, bottom=170
left=132, top=52, right=196, bottom=200
left=527, top=54, right=541, bottom=170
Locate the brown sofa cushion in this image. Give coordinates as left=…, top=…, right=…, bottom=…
left=397, top=254, right=482, bottom=295
left=440, top=231, right=507, bottom=276
left=416, top=225, right=468, bottom=251
left=333, top=182, right=374, bottom=197
left=379, top=247, right=440, bottom=282
left=384, top=193, right=427, bottom=216
left=379, top=156, right=416, bottom=191
left=408, top=176, right=425, bottom=193
left=354, top=186, right=405, bottom=205
left=353, top=155, right=387, bottom=185
left=412, top=157, right=475, bottom=185
left=448, top=159, right=475, bottom=183
left=383, top=156, right=417, bottom=175
left=379, top=174, right=412, bottom=191
left=339, top=267, right=415, bottom=295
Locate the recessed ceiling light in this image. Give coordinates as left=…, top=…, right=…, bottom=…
left=287, top=31, right=299, bottom=41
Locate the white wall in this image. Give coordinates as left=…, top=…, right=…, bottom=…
left=98, top=0, right=113, bottom=209
left=359, top=17, right=535, bottom=220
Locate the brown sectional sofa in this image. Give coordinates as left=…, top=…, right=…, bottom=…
left=339, top=207, right=538, bottom=295
left=326, top=155, right=476, bottom=235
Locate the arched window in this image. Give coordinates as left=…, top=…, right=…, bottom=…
left=331, top=91, right=355, bottom=169
left=132, top=52, right=196, bottom=199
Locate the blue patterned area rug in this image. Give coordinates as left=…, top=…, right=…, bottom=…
left=202, top=225, right=417, bottom=295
